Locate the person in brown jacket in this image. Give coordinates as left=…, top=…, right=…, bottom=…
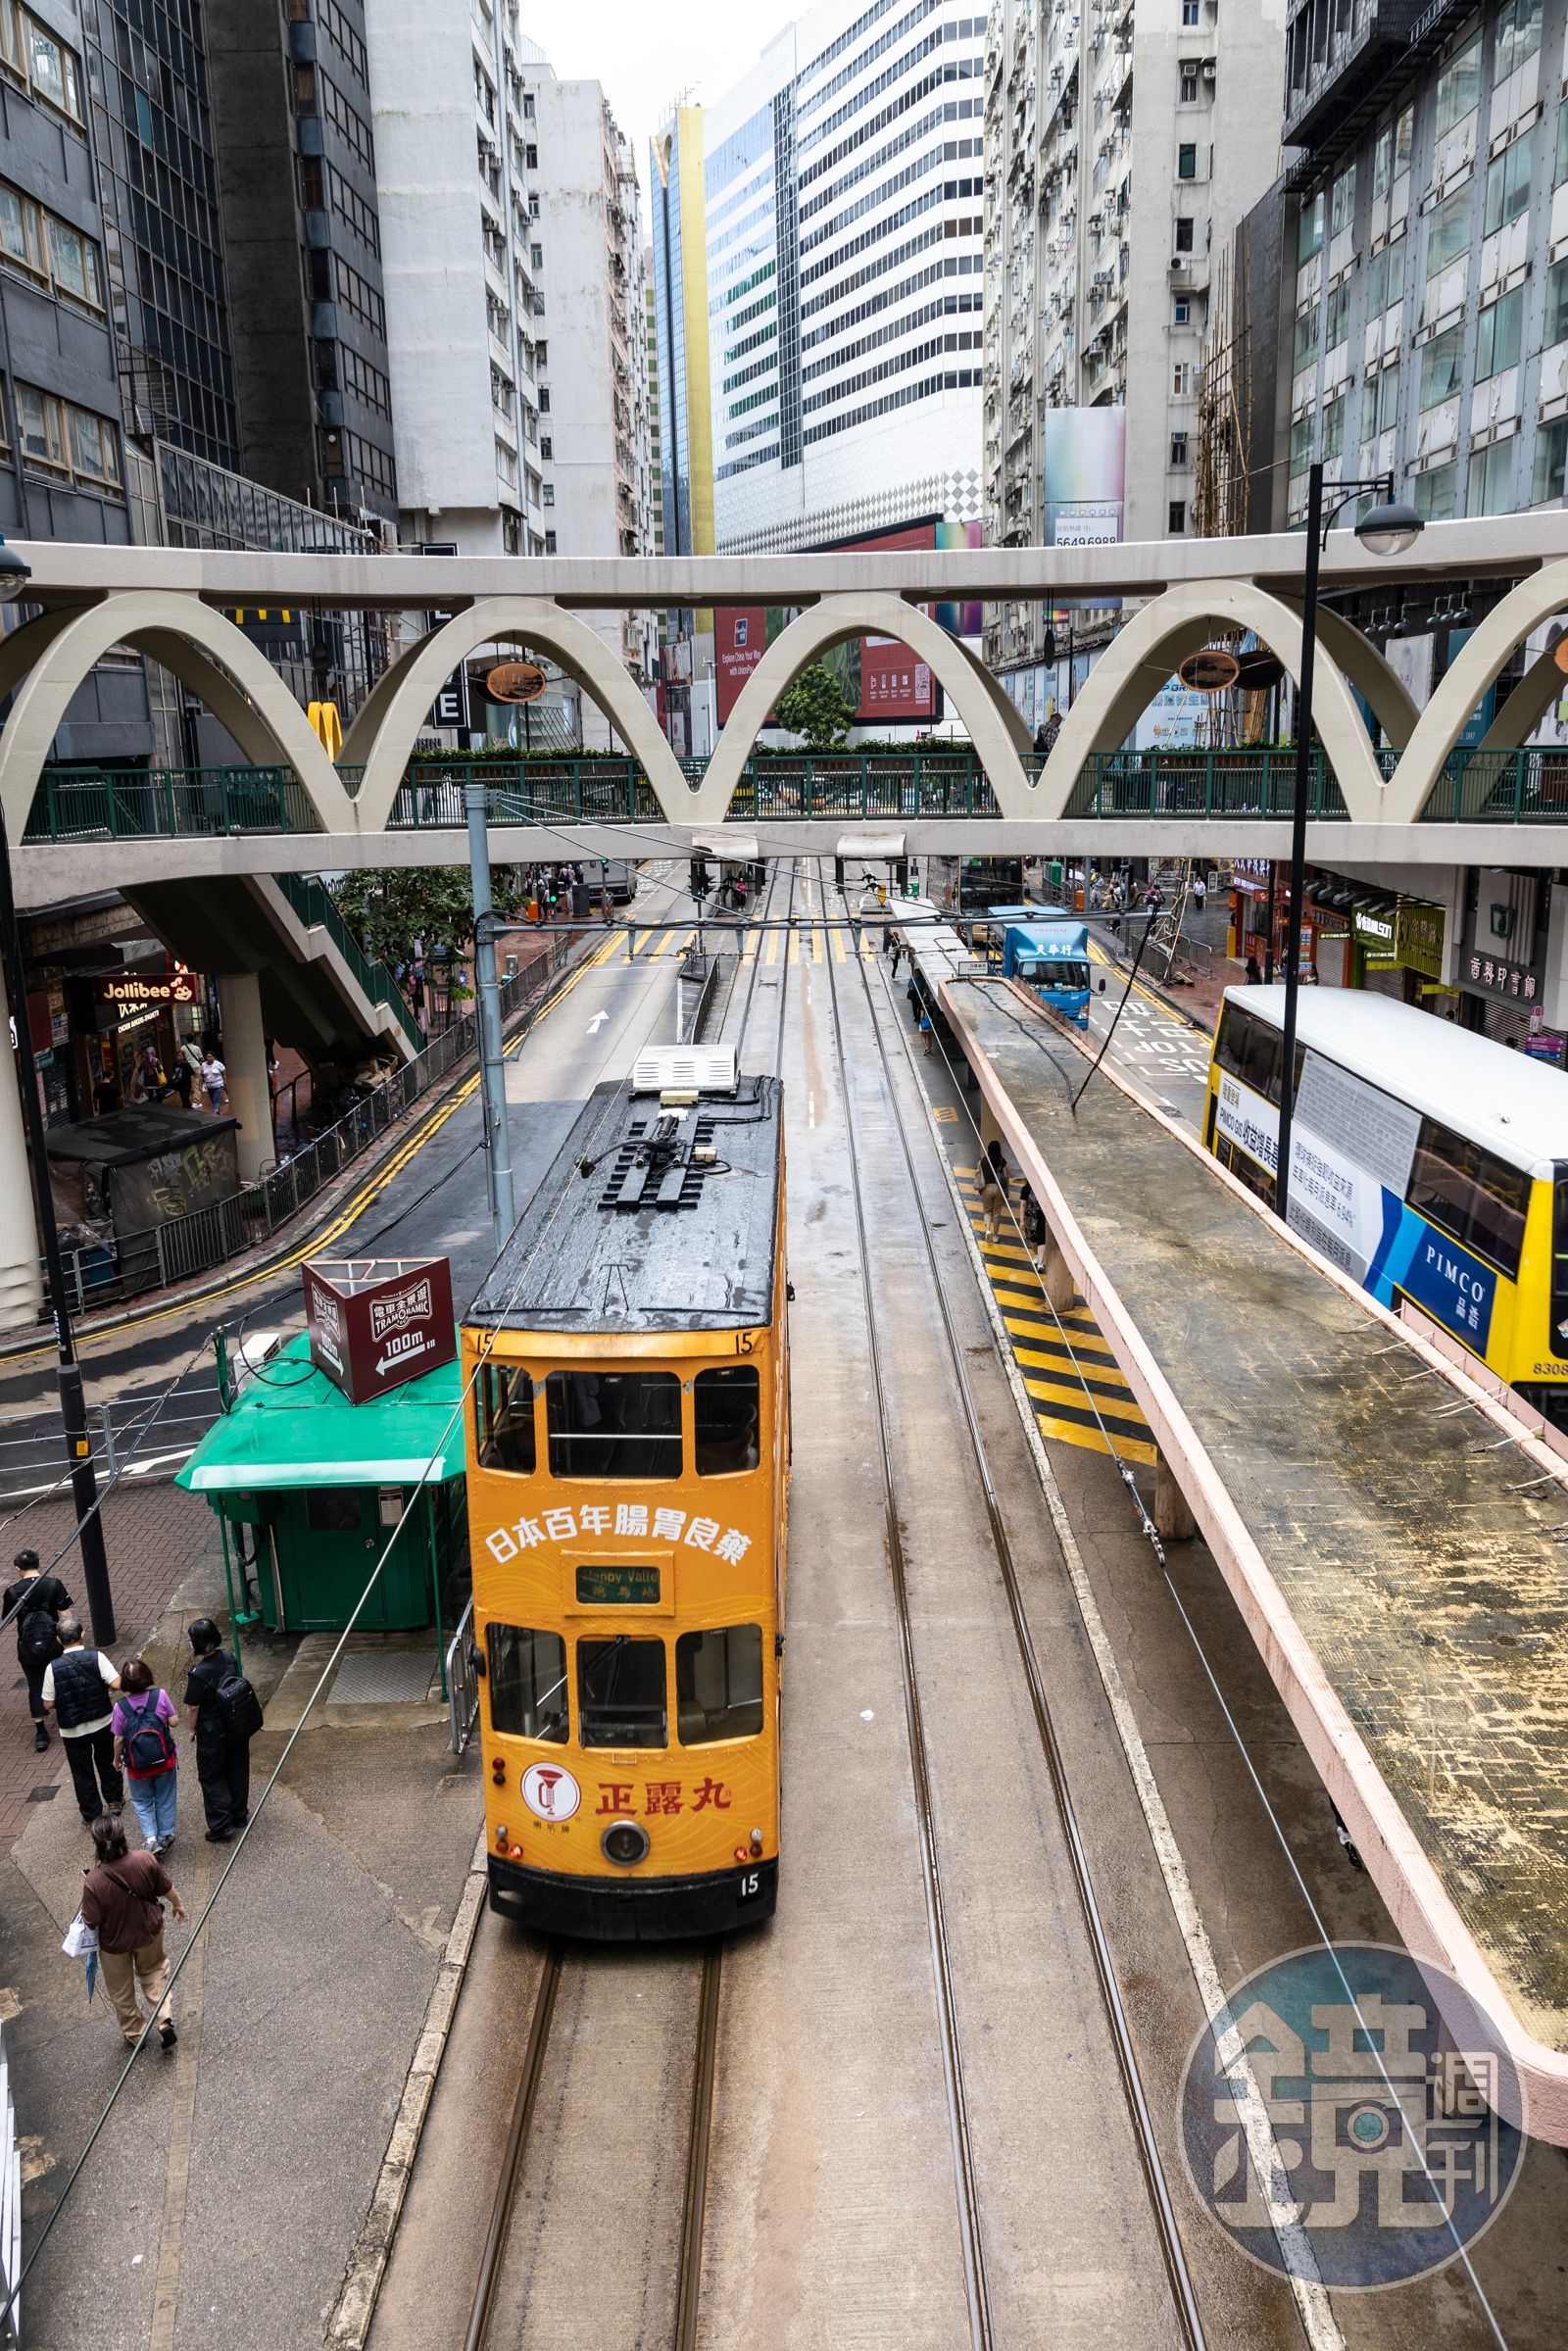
left=78, top=1813, right=188, bottom=2051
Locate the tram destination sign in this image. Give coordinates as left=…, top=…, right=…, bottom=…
left=302, top=1255, right=456, bottom=1404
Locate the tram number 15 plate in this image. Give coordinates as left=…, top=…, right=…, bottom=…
left=737, top=1869, right=763, bottom=1902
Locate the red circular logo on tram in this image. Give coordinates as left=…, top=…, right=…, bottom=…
left=520, top=1763, right=581, bottom=1822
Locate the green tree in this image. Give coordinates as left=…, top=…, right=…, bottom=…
left=330, top=865, right=528, bottom=988
left=772, top=661, right=856, bottom=751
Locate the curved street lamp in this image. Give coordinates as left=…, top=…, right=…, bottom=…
left=0, top=533, right=31, bottom=602
left=1274, top=466, right=1424, bottom=1228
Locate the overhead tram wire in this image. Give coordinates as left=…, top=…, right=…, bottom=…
left=876, top=898, right=1513, bottom=2350
left=823, top=862, right=1205, bottom=2351
left=0, top=954, right=698, bottom=2330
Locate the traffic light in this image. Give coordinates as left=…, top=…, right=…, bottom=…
left=690, top=855, right=710, bottom=901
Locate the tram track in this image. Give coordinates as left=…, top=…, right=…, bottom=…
left=819, top=859, right=1209, bottom=2351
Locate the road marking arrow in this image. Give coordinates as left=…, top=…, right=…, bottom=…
left=587, top=1010, right=609, bottom=1033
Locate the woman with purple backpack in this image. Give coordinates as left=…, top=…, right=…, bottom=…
left=111, top=1657, right=180, bottom=1855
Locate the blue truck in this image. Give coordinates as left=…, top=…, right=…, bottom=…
left=1001, top=920, right=1096, bottom=1029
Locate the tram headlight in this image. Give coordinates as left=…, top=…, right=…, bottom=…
left=600, top=1818, right=651, bottom=1868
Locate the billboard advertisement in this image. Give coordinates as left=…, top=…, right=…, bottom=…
left=713, top=517, right=983, bottom=726
left=1043, top=407, right=1126, bottom=551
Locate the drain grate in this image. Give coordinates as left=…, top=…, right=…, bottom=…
left=327, top=1650, right=436, bottom=1705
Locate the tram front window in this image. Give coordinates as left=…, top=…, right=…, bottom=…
left=677, top=1624, right=763, bottom=1742
left=577, top=1635, right=667, bottom=1747
left=487, top=1624, right=567, bottom=1741
left=695, top=1365, right=760, bottom=1474
left=546, top=1369, right=682, bottom=1478
left=477, top=1366, right=536, bottom=1474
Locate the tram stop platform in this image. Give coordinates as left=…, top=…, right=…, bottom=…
left=910, top=913, right=1568, bottom=2144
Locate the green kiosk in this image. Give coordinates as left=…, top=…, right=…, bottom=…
left=176, top=1257, right=470, bottom=1675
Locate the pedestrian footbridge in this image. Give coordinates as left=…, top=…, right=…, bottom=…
left=926, top=940, right=1568, bottom=2141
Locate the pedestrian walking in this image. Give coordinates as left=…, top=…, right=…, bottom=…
left=979, top=1165, right=1005, bottom=1243
left=199, top=1051, right=225, bottom=1113
left=1193, top=874, right=1207, bottom=914
left=78, top=1813, right=186, bottom=2053
left=1245, top=953, right=1263, bottom=986
left=42, top=1618, right=123, bottom=1824
left=5, top=1547, right=72, bottom=1753
left=183, top=1619, right=263, bottom=1843
left=920, top=1009, right=935, bottom=1056
left=112, top=1658, right=179, bottom=1855
left=891, top=941, right=903, bottom=976
left=881, top=923, right=893, bottom=955
left=1021, top=1182, right=1048, bottom=1271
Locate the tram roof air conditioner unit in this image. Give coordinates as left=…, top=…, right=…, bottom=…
left=632, top=1044, right=738, bottom=1098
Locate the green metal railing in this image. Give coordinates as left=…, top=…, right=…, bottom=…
left=24, top=746, right=1568, bottom=842
left=23, top=764, right=319, bottom=843
left=273, top=871, right=424, bottom=1052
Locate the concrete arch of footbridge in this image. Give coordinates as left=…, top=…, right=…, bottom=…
left=695, top=593, right=1035, bottom=823
left=344, top=597, right=690, bottom=828
left=0, top=591, right=358, bottom=839
left=1390, top=557, right=1568, bottom=819
left=1039, top=577, right=1391, bottom=821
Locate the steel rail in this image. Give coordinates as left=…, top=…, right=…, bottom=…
left=811, top=862, right=994, bottom=2350
left=675, top=1943, right=723, bottom=2351
left=835, top=867, right=1210, bottom=2351
left=462, top=1942, right=563, bottom=2351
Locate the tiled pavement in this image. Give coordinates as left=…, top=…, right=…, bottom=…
left=950, top=1160, right=1156, bottom=1465
left=0, top=1478, right=212, bottom=1853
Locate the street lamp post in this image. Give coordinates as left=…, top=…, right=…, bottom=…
left=0, top=534, right=117, bottom=1641
left=1274, top=467, right=1422, bottom=1228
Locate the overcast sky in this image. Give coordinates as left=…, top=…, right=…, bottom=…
left=539, top=2, right=802, bottom=218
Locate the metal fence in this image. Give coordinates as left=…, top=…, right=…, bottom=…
left=272, top=871, right=424, bottom=1051
left=23, top=764, right=318, bottom=843
left=446, top=1595, right=479, bottom=1756
left=45, top=934, right=578, bottom=1320
left=0, top=1385, right=223, bottom=1503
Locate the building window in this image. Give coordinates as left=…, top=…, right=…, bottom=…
left=1476, top=285, right=1524, bottom=380
left=1557, top=101, right=1568, bottom=188
left=1366, top=234, right=1406, bottom=318
left=0, top=184, right=45, bottom=280
left=539, top=435, right=552, bottom=460
left=15, top=382, right=119, bottom=487
left=16, top=10, right=83, bottom=122
left=528, top=192, right=540, bottom=219
left=1325, top=279, right=1348, bottom=350
left=1361, top=364, right=1398, bottom=441
left=1484, top=132, right=1535, bottom=235
left=1435, top=34, right=1481, bottom=138
left=522, top=92, right=535, bottom=120
left=525, top=143, right=538, bottom=169
left=1298, top=191, right=1324, bottom=263
left=541, top=482, right=554, bottom=507
left=544, top=528, right=557, bottom=552
left=1546, top=256, right=1568, bottom=347
left=1532, top=415, right=1568, bottom=505
left=1289, top=413, right=1314, bottom=476
left=1372, top=123, right=1394, bottom=202
left=1174, top=216, right=1195, bottom=252
left=1412, top=460, right=1457, bottom=520
left=1418, top=323, right=1464, bottom=409
left=1181, top=0, right=1200, bottom=20
left=1426, top=185, right=1472, bottom=278
left=1179, top=62, right=1200, bottom=102
left=530, top=242, right=543, bottom=269
left=1292, top=299, right=1321, bottom=372
left=1468, top=436, right=1515, bottom=514
left=1495, top=0, right=1544, bottom=82
left=1173, top=296, right=1191, bottom=323
left=1321, top=391, right=1346, bottom=461
left=1178, top=143, right=1197, bottom=180
left=1170, top=430, right=1189, bottom=466
left=538, top=385, right=550, bottom=413
left=1330, top=165, right=1355, bottom=238
left=1168, top=499, right=1187, bottom=533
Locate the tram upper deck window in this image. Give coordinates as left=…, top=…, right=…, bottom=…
left=546, top=1369, right=681, bottom=1478
left=677, top=1624, right=763, bottom=1742
left=577, top=1634, right=666, bottom=1747
left=695, top=1365, right=760, bottom=1475
left=486, top=1624, right=567, bottom=1741
left=476, top=1365, right=536, bottom=1474
left=1407, top=1119, right=1530, bottom=1276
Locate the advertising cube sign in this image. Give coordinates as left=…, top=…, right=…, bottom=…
left=302, top=1257, right=457, bottom=1404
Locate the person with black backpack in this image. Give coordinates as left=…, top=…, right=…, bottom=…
left=182, top=1618, right=264, bottom=1843
left=40, top=1617, right=123, bottom=1823
left=111, top=1657, right=180, bottom=1855
left=4, top=1547, right=73, bottom=1753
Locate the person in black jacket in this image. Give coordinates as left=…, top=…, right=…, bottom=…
left=4, top=1547, right=73, bottom=1752
left=183, top=1618, right=252, bottom=1843
left=40, top=1617, right=122, bottom=1822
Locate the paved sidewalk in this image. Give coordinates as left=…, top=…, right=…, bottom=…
left=0, top=1481, right=209, bottom=1853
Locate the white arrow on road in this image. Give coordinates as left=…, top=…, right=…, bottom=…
left=587, top=1010, right=610, bottom=1033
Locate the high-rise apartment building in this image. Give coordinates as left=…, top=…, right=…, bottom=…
left=693, top=0, right=988, bottom=558
left=206, top=0, right=398, bottom=524
left=650, top=104, right=714, bottom=566
left=1239, top=0, right=1568, bottom=534
left=981, top=0, right=1285, bottom=677
left=366, top=0, right=544, bottom=555
left=645, top=252, right=664, bottom=560
left=522, top=70, right=658, bottom=693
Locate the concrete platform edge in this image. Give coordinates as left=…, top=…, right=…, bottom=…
left=322, top=1833, right=489, bottom=2350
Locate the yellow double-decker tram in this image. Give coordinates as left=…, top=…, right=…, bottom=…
left=462, top=1051, right=788, bottom=1938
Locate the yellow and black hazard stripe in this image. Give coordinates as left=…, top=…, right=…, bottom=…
left=956, top=1166, right=1156, bottom=1464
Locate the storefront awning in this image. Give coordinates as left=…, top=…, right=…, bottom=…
left=176, top=1334, right=466, bottom=1494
